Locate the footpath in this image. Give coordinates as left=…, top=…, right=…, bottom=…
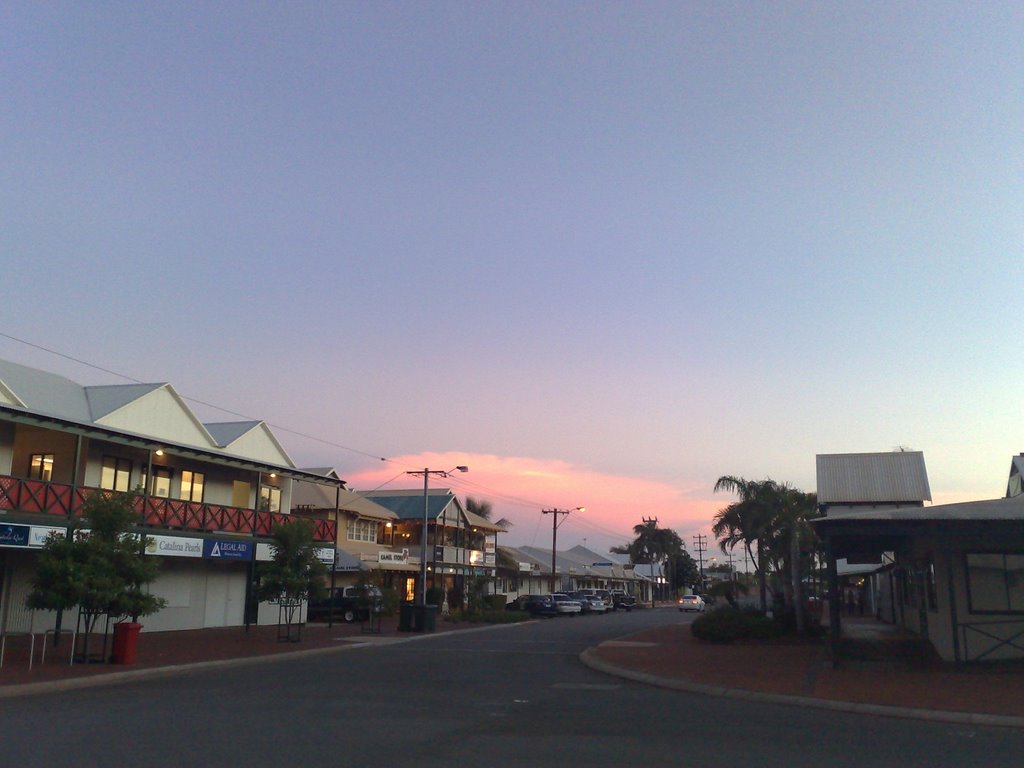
left=582, top=615, right=1024, bottom=728
left=2, top=611, right=1023, bottom=728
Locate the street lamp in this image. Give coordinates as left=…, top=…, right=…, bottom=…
left=541, top=506, right=585, bottom=593
left=406, top=466, right=468, bottom=606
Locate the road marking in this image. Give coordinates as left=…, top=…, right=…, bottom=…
left=551, top=683, right=622, bottom=691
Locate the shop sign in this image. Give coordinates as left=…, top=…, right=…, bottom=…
left=469, top=550, right=483, bottom=565
left=315, top=547, right=335, bottom=566
left=519, top=562, right=532, bottom=572
left=0, top=523, right=30, bottom=548
left=30, top=526, right=65, bottom=547
left=484, top=553, right=495, bottom=566
left=145, top=535, right=203, bottom=558
left=203, top=539, right=253, bottom=561
left=379, top=550, right=409, bottom=564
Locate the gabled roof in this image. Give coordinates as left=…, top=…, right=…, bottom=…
left=0, top=357, right=336, bottom=484
left=464, top=509, right=507, bottom=532
left=816, top=451, right=931, bottom=505
left=290, top=478, right=397, bottom=521
left=1008, top=454, right=1024, bottom=497
left=362, top=489, right=460, bottom=522
left=85, top=383, right=165, bottom=420
left=0, top=358, right=92, bottom=421
left=88, top=383, right=219, bottom=450
left=205, top=421, right=263, bottom=446
left=204, top=420, right=295, bottom=467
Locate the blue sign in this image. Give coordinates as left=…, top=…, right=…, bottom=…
left=203, top=539, right=254, bottom=561
left=0, top=523, right=31, bottom=548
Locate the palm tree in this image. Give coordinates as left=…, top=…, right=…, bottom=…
left=712, top=476, right=779, bottom=613
left=465, top=496, right=493, bottom=521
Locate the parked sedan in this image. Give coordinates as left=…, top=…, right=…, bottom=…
left=550, top=593, right=583, bottom=615
left=584, top=596, right=608, bottom=613
left=521, top=594, right=558, bottom=617
left=677, top=594, right=706, bottom=612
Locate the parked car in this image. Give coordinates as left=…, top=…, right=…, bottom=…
left=608, top=589, right=636, bottom=611
left=678, top=594, right=706, bottom=613
left=550, top=593, right=583, bottom=615
left=577, top=588, right=613, bottom=609
left=568, top=591, right=602, bottom=614
left=307, top=585, right=383, bottom=623
left=521, top=594, right=558, bottom=617
left=583, top=596, right=608, bottom=613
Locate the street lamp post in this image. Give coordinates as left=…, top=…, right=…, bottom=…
left=406, top=466, right=468, bottom=606
left=541, top=507, right=584, bottom=593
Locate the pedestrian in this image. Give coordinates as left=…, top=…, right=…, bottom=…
left=844, top=585, right=855, bottom=615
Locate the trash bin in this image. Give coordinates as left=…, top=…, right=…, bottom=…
left=420, top=604, right=437, bottom=633
left=398, top=603, right=414, bottom=632
left=111, top=622, right=143, bottom=665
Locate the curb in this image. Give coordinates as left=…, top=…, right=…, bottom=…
left=579, top=648, right=1024, bottom=730
left=0, top=621, right=523, bottom=700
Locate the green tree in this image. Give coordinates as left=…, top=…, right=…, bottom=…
left=257, top=519, right=328, bottom=641
left=27, top=491, right=166, bottom=660
left=612, top=521, right=689, bottom=601
left=465, top=496, right=493, bottom=520
left=712, top=476, right=779, bottom=613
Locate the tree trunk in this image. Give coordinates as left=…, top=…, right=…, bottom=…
left=791, top=527, right=805, bottom=633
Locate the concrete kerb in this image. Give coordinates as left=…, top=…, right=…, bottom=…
left=0, top=620, right=528, bottom=700
left=578, top=647, right=1024, bottom=730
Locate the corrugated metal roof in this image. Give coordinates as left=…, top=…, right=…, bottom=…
left=362, top=489, right=456, bottom=521
left=0, top=358, right=92, bottom=421
left=816, top=451, right=931, bottom=504
left=815, top=495, right=1024, bottom=522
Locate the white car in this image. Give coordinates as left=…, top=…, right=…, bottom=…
left=550, top=593, right=583, bottom=615
left=678, top=594, right=705, bottom=613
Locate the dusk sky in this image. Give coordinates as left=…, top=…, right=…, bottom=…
left=3, top=3, right=1022, bottom=556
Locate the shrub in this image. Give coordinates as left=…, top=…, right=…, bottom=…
left=690, top=606, right=781, bottom=643
left=485, top=594, right=507, bottom=611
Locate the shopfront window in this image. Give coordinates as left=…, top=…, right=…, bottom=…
left=966, top=553, right=1024, bottom=613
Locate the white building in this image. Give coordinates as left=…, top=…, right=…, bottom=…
left=0, top=358, right=342, bottom=643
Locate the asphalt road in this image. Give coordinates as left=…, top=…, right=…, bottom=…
left=2, top=608, right=1022, bottom=767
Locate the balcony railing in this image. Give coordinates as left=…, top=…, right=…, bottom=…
left=0, top=474, right=336, bottom=542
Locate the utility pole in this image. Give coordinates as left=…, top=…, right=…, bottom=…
left=542, top=507, right=583, bottom=593
left=692, top=534, right=707, bottom=593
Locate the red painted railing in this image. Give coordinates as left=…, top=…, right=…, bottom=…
left=0, top=474, right=336, bottom=542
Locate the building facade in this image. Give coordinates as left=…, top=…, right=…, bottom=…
left=0, top=359, right=340, bottom=642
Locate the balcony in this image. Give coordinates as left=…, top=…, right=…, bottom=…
left=0, top=474, right=336, bottom=542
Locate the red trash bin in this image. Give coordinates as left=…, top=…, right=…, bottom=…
left=111, top=622, right=143, bottom=665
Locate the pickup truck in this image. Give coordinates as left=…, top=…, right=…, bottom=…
left=306, top=585, right=383, bottom=623
left=608, top=590, right=637, bottom=611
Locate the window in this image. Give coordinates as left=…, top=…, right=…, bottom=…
left=180, top=470, right=205, bottom=502
left=258, top=485, right=281, bottom=513
left=347, top=518, right=379, bottom=543
left=141, top=466, right=173, bottom=498
left=100, top=456, right=132, bottom=492
left=966, top=553, right=1024, bottom=613
left=28, top=453, right=54, bottom=481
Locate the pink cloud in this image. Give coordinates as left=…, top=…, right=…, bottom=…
left=342, top=451, right=725, bottom=553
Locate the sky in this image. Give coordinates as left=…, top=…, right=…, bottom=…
left=2, top=3, right=1022, bottom=556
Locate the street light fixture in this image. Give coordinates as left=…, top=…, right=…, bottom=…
left=406, top=466, right=469, bottom=606
left=541, top=506, right=585, bottom=593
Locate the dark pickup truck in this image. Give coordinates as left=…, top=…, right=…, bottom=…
left=307, top=585, right=383, bottom=623
left=608, top=589, right=636, bottom=611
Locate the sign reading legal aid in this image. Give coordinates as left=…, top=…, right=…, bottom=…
left=203, top=538, right=254, bottom=561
